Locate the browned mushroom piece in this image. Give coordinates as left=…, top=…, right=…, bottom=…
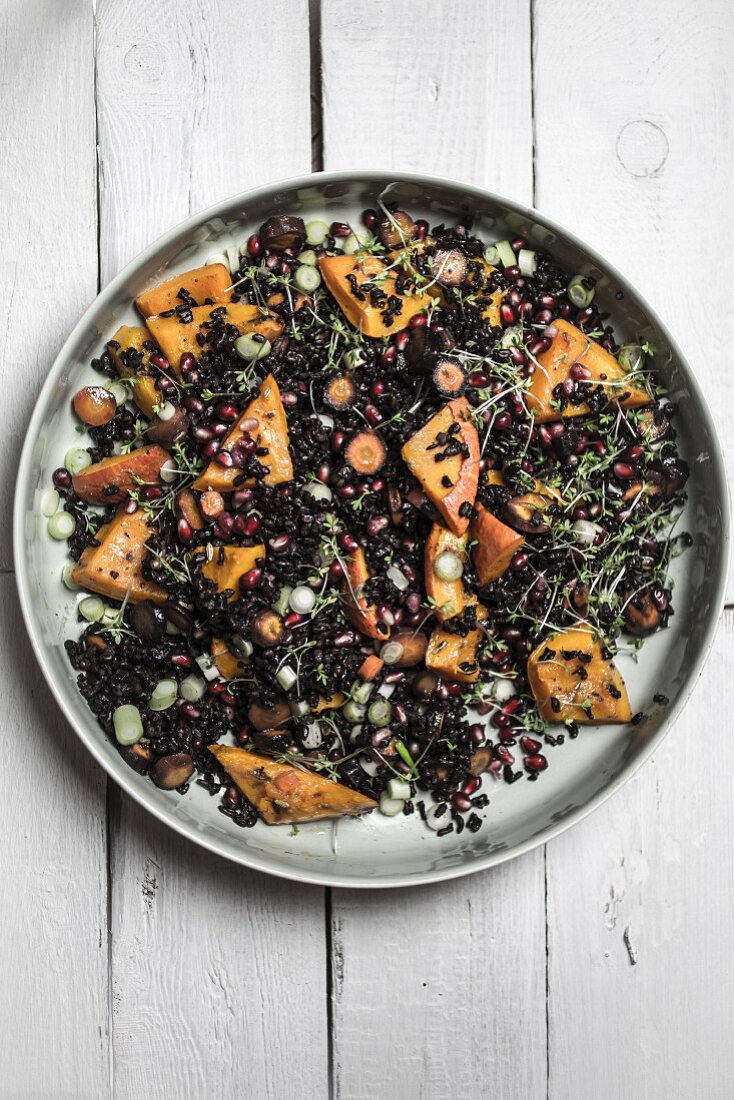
left=252, top=728, right=293, bottom=754
left=248, top=697, right=292, bottom=731
left=377, top=210, right=416, bottom=248
left=73, top=385, right=117, bottom=427
left=569, top=580, right=590, bottom=614
left=387, top=484, right=404, bottom=526
left=405, top=487, right=441, bottom=523
left=657, top=458, right=689, bottom=500
left=251, top=609, right=285, bottom=648
left=412, top=670, right=440, bottom=699
left=637, top=408, right=670, bottom=444
left=503, top=492, right=552, bottom=535
left=404, top=322, right=456, bottom=371
left=431, top=248, right=468, bottom=288
left=383, top=631, right=429, bottom=668
left=623, top=590, right=663, bottom=637
left=469, top=746, right=492, bottom=776
left=151, top=752, right=195, bottom=790
left=147, top=406, right=190, bottom=448
left=259, top=215, right=307, bottom=251
left=119, top=742, right=153, bottom=775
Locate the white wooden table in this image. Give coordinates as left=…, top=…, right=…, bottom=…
left=2, top=2, right=733, bottom=1097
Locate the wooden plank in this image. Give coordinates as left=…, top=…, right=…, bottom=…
left=321, top=0, right=534, bottom=199
left=534, top=4, right=734, bottom=1095
left=0, top=0, right=99, bottom=570
left=110, top=795, right=328, bottom=1100
left=532, top=0, right=734, bottom=598
left=96, top=0, right=313, bottom=277
left=95, top=3, right=325, bottom=1096
left=321, top=4, right=547, bottom=1097
left=331, top=859, right=547, bottom=1100
left=545, top=609, right=734, bottom=1099
left=0, top=576, right=109, bottom=1096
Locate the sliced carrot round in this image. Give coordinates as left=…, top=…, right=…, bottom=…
left=432, top=357, right=466, bottom=399
left=324, top=373, right=357, bottom=410
left=345, top=431, right=387, bottom=475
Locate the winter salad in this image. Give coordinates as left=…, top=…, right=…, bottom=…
left=46, top=204, right=689, bottom=835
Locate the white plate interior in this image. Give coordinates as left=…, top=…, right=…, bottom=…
left=14, top=173, right=729, bottom=887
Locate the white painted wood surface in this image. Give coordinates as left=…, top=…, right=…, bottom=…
left=2, top=1, right=733, bottom=1097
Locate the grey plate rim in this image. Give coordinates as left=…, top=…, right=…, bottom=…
left=13, top=168, right=731, bottom=889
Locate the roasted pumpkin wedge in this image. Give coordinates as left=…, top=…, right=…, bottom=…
left=527, top=319, right=651, bottom=422
left=107, top=324, right=161, bottom=419
left=425, top=605, right=488, bottom=683
left=401, top=397, right=480, bottom=535
left=314, top=692, right=347, bottom=712
left=197, top=544, right=266, bottom=599
left=71, top=507, right=166, bottom=604
left=342, top=547, right=390, bottom=640
left=526, top=625, right=632, bottom=723
left=319, top=254, right=432, bottom=337
left=146, top=302, right=283, bottom=375
left=470, top=504, right=525, bottom=584
left=211, top=637, right=250, bottom=681
left=208, top=745, right=377, bottom=824
left=468, top=258, right=503, bottom=326
left=135, top=263, right=233, bottom=318
left=71, top=444, right=170, bottom=505
left=193, top=373, right=293, bottom=492
left=424, top=524, right=472, bottom=621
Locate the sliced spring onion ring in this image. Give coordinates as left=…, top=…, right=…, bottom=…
left=305, top=219, right=329, bottom=246
left=62, top=561, right=80, bottom=591
left=567, top=274, right=595, bottom=308
left=48, top=511, right=76, bottom=540
left=378, top=795, right=404, bottom=817
left=294, top=265, right=321, bottom=294
left=64, top=446, right=92, bottom=475
left=367, top=698, right=392, bottom=728
left=387, top=778, right=411, bottom=801
left=434, top=550, right=463, bottom=582
left=180, top=675, right=206, bottom=702
left=78, top=595, right=105, bottom=622
left=518, top=248, right=537, bottom=277
left=40, top=489, right=60, bottom=517
left=618, top=343, right=645, bottom=373
left=148, top=678, right=178, bottom=711
left=113, top=704, right=144, bottom=746
left=493, top=240, right=517, bottom=268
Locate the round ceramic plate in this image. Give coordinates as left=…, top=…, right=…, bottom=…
left=13, top=171, right=729, bottom=888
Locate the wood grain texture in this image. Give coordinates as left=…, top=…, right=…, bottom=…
left=546, top=610, right=734, bottom=1100
left=96, top=0, right=313, bottom=278
left=321, top=5, right=547, bottom=1097
left=94, top=3, right=322, bottom=1097
left=0, top=577, right=109, bottom=1097
left=331, top=860, right=547, bottom=1100
left=533, top=0, right=734, bottom=597
left=534, top=4, right=734, bottom=1095
left=320, top=0, right=534, bottom=197
left=0, top=0, right=98, bottom=570
left=110, top=794, right=328, bottom=1100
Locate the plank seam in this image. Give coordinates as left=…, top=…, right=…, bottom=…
left=91, top=6, right=113, bottom=1094
left=325, top=887, right=335, bottom=1100
left=309, top=0, right=324, bottom=171
left=530, top=0, right=538, bottom=211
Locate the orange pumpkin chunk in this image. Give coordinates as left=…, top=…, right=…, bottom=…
left=424, top=524, right=472, bottom=621
left=425, top=605, right=487, bottom=683
left=193, top=374, right=293, bottom=492
left=107, top=324, right=161, bottom=419
left=135, top=263, right=233, bottom=318
left=71, top=507, right=166, bottom=604
left=342, top=547, right=390, bottom=640
left=401, top=398, right=480, bottom=535
left=527, top=319, right=651, bottom=422
left=71, top=445, right=170, bottom=505
left=198, top=544, right=266, bottom=600
left=211, top=637, right=250, bottom=681
left=146, top=302, right=282, bottom=375
left=526, top=625, right=632, bottom=723
left=208, top=745, right=377, bottom=824
left=319, top=254, right=432, bottom=337
left=470, top=504, right=525, bottom=585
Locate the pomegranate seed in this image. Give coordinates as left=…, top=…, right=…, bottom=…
left=281, top=390, right=298, bottom=407
left=331, top=430, right=346, bottom=452
left=179, top=353, right=196, bottom=375
left=495, top=411, right=512, bottom=430
left=511, top=552, right=529, bottom=571
left=381, top=346, right=397, bottom=366
left=372, top=478, right=385, bottom=492
left=362, top=208, right=377, bottom=229
left=520, top=736, right=542, bottom=754
left=366, top=515, right=388, bottom=536
left=328, top=560, right=345, bottom=581
left=570, top=363, right=591, bottom=381
left=241, top=567, right=262, bottom=589
left=409, top=313, right=427, bottom=328
left=143, top=486, right=162, bottom=501
left=469, top=371, right=489, bottom=388
left=500, top=303, right=516, bottom=326
left=242, top=514, right=260, bottom=537
left=525, top=753, right=548, bottom=772
left=495, top=745, right=514, bottom=765
left=613, top=462, right=636, bottom=480
left=215, top=403, right=239, bottom=422
left=171, top=653, right=193, bottom=669
left=405, top=592, right=421, bottom=613
left=394, top=331, right=410, bottom=352
left=444, top=682, right=462, bottom=696
left=414, top=219, right=429, bottom=240
left=214, top=450, right=233, bottom=467
left=339, top=533, right=359, bottom=552
left=529, top=337, right=552, bottom=357
left=463, top=776, right=481, bottom=795
left=503, top=697, right=522, bottom=716
left=193, top=425, right=214, bottom=443
left=316, top=463, right=331, bottom=483
left=216, top=512, right=234, bottom=537
left=370, top=380, right=385, bottom=397
left=338, top=484, right=356, bottom=500
left=365, top=404, right=383, bottom=426
left=285, top=612, right=304, bottom=627
left=334, top=630, right=356, bottom=647
left=594, top=441, right=607, bottom=456
left=452, top=794, right=473, bottom=813
left=492, top=712, right=511, bottom=729
left=269, top=534, right=291, bottom=554
left=177, top=518, right=192, bottom=542
left=181, top=703, right=200, bottom=720
left=232, top=489, right=253, bottom=510
left=122, top=499, right=138, bottom=515
left=376, top=604, right=395, bottom=626
left=624, top=444, right=644, bottom=462
left=331, top=221, right=351, bottom=237
left=247, top=234, right=261, bottom=257
left=210, top=421, right=228, bottom=437
left=203, top=440, right=220, bottom=459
